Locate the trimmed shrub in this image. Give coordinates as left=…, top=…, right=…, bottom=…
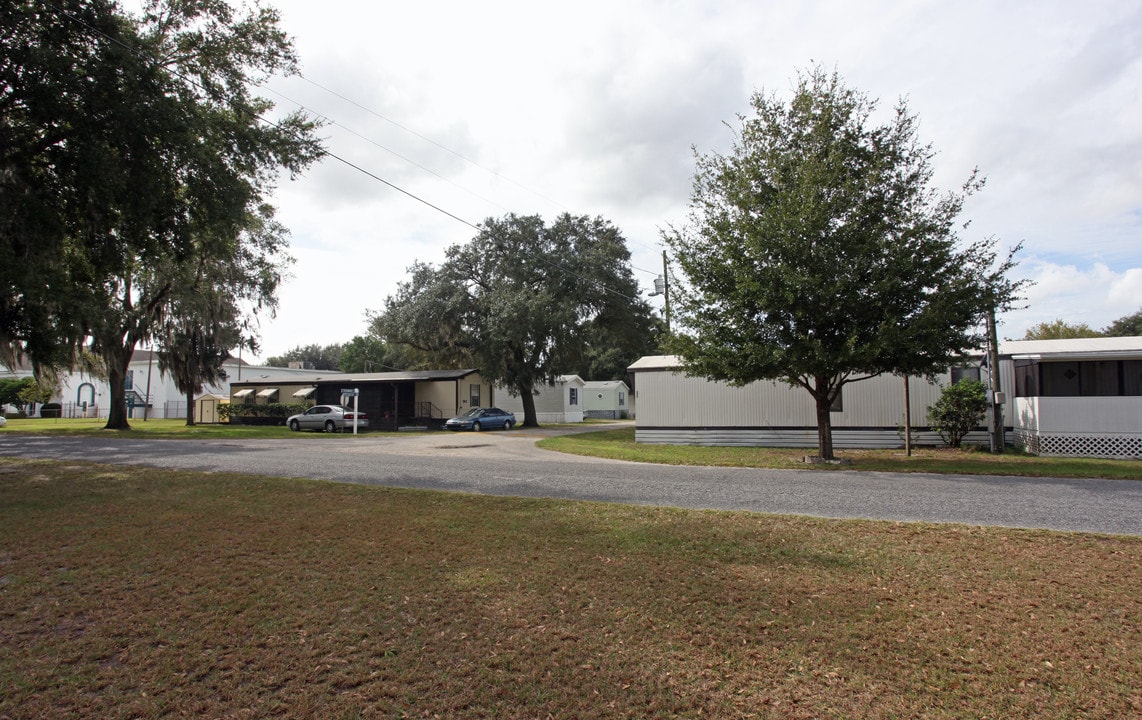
left=929, top=380, right=988, bottom=448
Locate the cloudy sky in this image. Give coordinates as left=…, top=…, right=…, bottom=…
left=245, top=0, right=1141, bottom=360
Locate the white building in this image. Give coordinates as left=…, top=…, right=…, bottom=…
left=629, top=338, right=1142, bottom=458
left=628, top=355, right=994, bottom=449
left=6, top=351, right=340, bottom=420
left=495, top=374, right=586, bottom=424
left=583, top=380, right=633, bottom=419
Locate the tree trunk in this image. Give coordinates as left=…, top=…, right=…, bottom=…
left=517, top=380, right=539, bottom=427
left=813, top=376, right=835, bottom=460
left=903, top=375, right=912, bottom=457
left=104, top=343, right=133, bottom=430
left=185, top=389, right=196, bottom=426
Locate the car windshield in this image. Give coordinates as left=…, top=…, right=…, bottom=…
left=461, top=408, right=482, bottom=418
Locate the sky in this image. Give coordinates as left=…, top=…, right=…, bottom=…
left=237, top=0, right=1141, bottom=361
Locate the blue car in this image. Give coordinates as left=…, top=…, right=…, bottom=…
left=445, top=407, right=515, bottom=431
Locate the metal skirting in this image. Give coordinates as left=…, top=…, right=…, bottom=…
left=635, top=427, right=996, bottom=449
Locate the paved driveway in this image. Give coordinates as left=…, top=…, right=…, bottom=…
left=1, top=429, right=1139, bottom=535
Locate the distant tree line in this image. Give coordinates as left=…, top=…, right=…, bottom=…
left=264, top=336, right=423, bottom=374
left=1021, top=309, right=1142, bottom=340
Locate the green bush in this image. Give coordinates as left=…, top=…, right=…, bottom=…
left=928, top=380, right=988, bottom=448
left=219, top=402, right=309, bottom=422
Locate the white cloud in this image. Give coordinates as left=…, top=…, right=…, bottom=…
left=226, top=0, right=1142, bottom=359
left=1001, top=261, right=1142, bottom=337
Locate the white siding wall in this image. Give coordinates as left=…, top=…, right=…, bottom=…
left=496, top=379, right=585, bottom=423
left=634, top=370, right=949, bottom=429
left=1013, top=396, right=1142, bottom=457
left=1015, top=396, right=1142, bottom=434
left=584, top=383, right=633, bottom=419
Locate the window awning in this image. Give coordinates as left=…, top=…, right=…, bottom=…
left=256, top=388, right=279, bottom=398
left=232, top=388, right=254, bottom=398
left=292, top=387, right=316, bottom=398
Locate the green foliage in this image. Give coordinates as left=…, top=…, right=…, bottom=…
left=0, top=1, right=321, bottom=429
left=1, top=377, right=53, bottom=415
left=373, top=213, right=657, bottom=426
left=338, top=335, right=418, bottom=374
left=664, top=66, right=1023, bottom=459
left=218, top=402, right=307, bottom=421
left=1102, top=307, right=1142, bottom=337
left=265, top=343, right=345, bottom=371
left=16, top=380, right=53, bottom=407
left=928, top=380, right=988, bottom=448
left=1022, top=319, right=1103, bottom=340
left=0, top=378, right=35, bottom=408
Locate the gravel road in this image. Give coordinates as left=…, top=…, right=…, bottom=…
left=1, top=429, right=1139, bottom=535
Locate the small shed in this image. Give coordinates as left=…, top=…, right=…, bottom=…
left=583, top=380, right=633, bottom=419
left=495, top=375, right=586, bottom=423
left=195, top=393, right=229, bottom=424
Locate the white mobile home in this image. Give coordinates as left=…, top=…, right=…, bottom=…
left=583, top=380, right=633, bottom=419
left=495, top=375, right=585, bottom=423
left=1006, top=337, right=1142, bottom=457
left=630, top=338, right=1142, bottom=458
left=628, top=355, right=1015, bottom=450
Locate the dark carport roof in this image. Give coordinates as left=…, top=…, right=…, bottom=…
left=229, top=369, right=480, bottom=387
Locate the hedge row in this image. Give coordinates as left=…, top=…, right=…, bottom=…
left=218, top=402, right=308, bottom=421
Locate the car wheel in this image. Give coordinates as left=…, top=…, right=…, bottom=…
left=472, top=421, right=482, bottom=432
left=504, top=420, right=513, bottom=430
left=325, top=420, right=337, bottom=433
left=289, top=419, right=300, bottom=431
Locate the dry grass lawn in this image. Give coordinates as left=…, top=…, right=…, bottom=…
left=1, top=457, right=1139, bottom=719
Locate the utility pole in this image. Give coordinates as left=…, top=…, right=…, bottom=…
left=650, top=251, right=672, bottom=334
left=987, top=306, right=1004, bottom=454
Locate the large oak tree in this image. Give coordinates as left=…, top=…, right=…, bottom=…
left=1, top=0, right=319, bottom=428
left=374, top=213, right=656, bottom=427
left=665, top=68, right=1022, bottom=459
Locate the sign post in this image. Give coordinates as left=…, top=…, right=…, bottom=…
left=341, top=388, right=360, bottom=435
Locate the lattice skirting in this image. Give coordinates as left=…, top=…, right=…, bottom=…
left=1014, top=430, right=1142, bottom=458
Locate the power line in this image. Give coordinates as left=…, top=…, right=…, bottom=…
left=42, top=1, right=650, bottom=303
left=290, top=73, right=667, bottom=279
left=262, top=84, right=516, bottom=216
left=297, top=73, right=573, bottom=215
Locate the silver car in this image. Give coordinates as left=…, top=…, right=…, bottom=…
left=287, top=404, right=369, bottom=432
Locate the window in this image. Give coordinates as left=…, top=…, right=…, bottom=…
left=1126, top=361, right=1142, bottom=396
left=1014, top=360, right=1038, bottom=397
left=469, top=383, right=481, bottom=407
left=618, top=392, right=625, bottom=406
left=1041, top=362, right=1082, bottom=396
left=569, top=387, right=578, bottom=405
left=951, top=366, right=981, bottom=384
left=830, top=388, right=843, bottom=413
left=232, top=388, right=255, bottom=404
left=1080, top=361, right=1121, bottom=396
left=1016, top=359, right=1141, bottom=397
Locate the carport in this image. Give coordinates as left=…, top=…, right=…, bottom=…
left=311, top=369, right=491, bottom=430
left=229, top=369, right=493, bottom=431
